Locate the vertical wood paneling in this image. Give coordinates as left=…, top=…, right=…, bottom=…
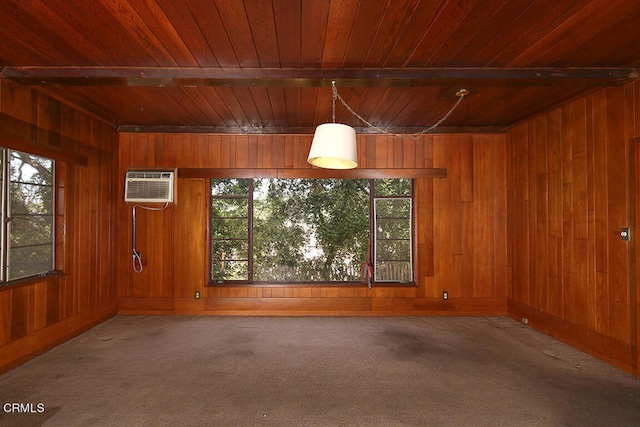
left=271, top=135, right=285, bottom=168
left=10, top=287, right=28, bottom=340
left=433, top=136, right=454, bottom=297
left=473, top=135, right=495, bottom=297
left=635, top=87, right=640, bottom=377
left=560, top=102, right=574, bottom=323
left=149, top=206, right=167, bottom=298
left=493, top=134, right=509, bottom=299
left=533, top=117, right=548, bottom=310
left=460, top=140, right=474, bottom=202
left=572, top=97, right=589, bottom=328
left=414, top=179, right=428, bottom=298
left=175, top=178, right=205, bottom=299
left=0, top=291, right=10, bottom=345
left=547, top=109, right=562, bottom=317
left=511, top=124, right=529, bottom=304
left=592, top=89, right=609, bottom=278
left=462, top=169, right=475, bottom=296
left=33, top=282, right=47, bottom=332
left=375, top=135, right=389, bottom=167
left=403, top=138, right=416, bottom=169
left=449, top=137, right=463, bottom=257
left=508, top=81, right=639, bottom=375
left=46, top=280, right=60, bottom=327
left=585, top=96, right=597, bottom=332
left=117, top=131, right=508, bottom=315
left=364, top=134, right=377, bottom=167
left=392, top=138, right=403, bottom=168
left=236, top=135, right=250, bottom=168
left=606, top=86, right=630, bottom=343
left=284, top=135, right=296, bottom=168
left=0, top=79, right=117, bottom=373
left=115, top=134, right=132, bottom=299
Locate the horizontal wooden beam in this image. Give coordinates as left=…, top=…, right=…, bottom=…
left=179, top=168, right=447, bottom=179
left=118, top=125, right=507, bottom=134
left=3, top=67, right=637, bottom=87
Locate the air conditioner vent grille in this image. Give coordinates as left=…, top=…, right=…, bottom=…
left=125, top=170, right=174, bottom=203
left=127, top=171, right=173, bottom=180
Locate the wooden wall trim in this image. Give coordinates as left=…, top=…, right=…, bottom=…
left=179, top=167, right=447, bottom=179
left=117, top=296, right=507, bottom=317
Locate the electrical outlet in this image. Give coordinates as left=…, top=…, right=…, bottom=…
left=443, top=291, right=448, bottom=300
left=521, top=317, right=528, bottom=325
left=620, top=227, right=631, bottom=241
left=195, top=291, right=200, bottom=300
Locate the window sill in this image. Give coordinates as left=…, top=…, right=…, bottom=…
left=0, top=271, right=65, bottom=291
left=207, top=281, right=417, bottom=288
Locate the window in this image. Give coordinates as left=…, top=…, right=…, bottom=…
left=210, top=178, right=413, bottom=284
left=373, top=180, right=413, bottom=282
left=0, top=149, right=55, bottom=283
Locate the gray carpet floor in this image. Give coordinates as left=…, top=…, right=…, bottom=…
left=1, top=316, right=639, bottom=426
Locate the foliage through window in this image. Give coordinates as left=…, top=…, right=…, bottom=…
left=210, top=178, right=413, bottom=284
left=0, top=149, right=55, bottom=282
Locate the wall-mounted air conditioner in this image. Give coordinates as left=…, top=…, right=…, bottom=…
left=124, top=170, right=175, bottom=203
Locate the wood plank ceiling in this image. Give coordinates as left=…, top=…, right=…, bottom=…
left=0, top=0, right=638, bottom=133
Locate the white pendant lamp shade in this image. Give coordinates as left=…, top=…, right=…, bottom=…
left=307, top=123, right=358, bottom=169
left=307, top=81, right=467, bottom=170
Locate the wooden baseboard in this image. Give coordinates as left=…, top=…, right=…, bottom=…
left=117, top=297, right=174, bottom=315
left=0, top=303, right=116, bottom=374
left=508, top=300, right=636, bottom=375
left=203, top=296, right=372, bottom=313
left=412, top=297, right=507, bottom=315
left=119, top=296, right=508, bottom=316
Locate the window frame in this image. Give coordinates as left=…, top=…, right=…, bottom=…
left=0, top=148, right=57, bottom=286
left=210, top=179, right=253, bottom=284
left=373, top=196, right=413, bottom=283
left=208, top=177, right=416, bottom=287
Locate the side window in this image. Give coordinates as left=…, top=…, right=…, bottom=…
left=374, top=198, right=412, bottom=282
left=210, top=179, right=251, bottom=282
left=2, top=149, right=55, bottom=282
left=373, top=179, right=413, bottom=283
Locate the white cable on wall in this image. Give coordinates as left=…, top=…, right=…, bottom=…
left=132, top=202, right=169, bottom=273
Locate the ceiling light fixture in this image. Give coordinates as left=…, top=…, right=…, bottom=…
left=307, top=81, right=469, bottom=169
left=307, top=81, right=358, bottom=169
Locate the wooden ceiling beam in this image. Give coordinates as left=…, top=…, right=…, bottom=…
left=117, top=125, right=508, bottom=134
left=179, top=168, right=447, bottom=179
left=2, top=66, right=637, bottom=87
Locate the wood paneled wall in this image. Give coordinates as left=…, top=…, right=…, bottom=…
left=116, top=132, right=508, bottom=316
left=507, top=82, right=640, bottom=375
left=2, top=73, right=637, bottom=376
left=0, top=80, right=117, bottom=373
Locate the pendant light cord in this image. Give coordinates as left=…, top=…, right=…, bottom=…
left=331, top=81, right=468, bottom=139
left=332, top=81, right=337, bottom=123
